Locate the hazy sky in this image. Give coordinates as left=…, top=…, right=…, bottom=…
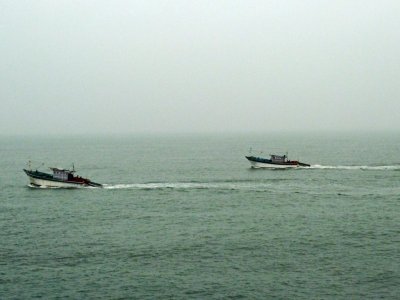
left=1, top=0, right=399, bottom=135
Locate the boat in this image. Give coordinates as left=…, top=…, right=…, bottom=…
left=23, top=163, right=102, bottom=188
left=245, top=152, right=310, bottom=168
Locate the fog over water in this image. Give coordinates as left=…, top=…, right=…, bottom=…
left=1, top=1, right=399, bottom=135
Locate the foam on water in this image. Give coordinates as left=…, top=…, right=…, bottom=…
left=27, top=184, right=102, bottom=189
left=102, top=182, right=240, bottom=190
left=27, top=184, right=64, bottom=189
left=310, top=164, right=400, bottom=170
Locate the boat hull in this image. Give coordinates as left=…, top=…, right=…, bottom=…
left=248, top=160, right=299, bottom=168
left=27, top=176, right=87, bottom=188
left=245, top=156, right=310, bottom=169
left=24, top=169, right=102, bottom=188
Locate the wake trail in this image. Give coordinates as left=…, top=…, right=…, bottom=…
left=310, top=164, right=400, bottom=170
left=102, top=182, right=240, bottom=190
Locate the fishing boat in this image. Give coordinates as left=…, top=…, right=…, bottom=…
left=23, top=162, right=102, bottom=188
left=245, top=151, right=310, bottom=168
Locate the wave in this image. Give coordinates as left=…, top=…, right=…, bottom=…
left=27, top=184, right=60, bottom=189
left=27, top=184, right=99, bottom=189
left=310, top=164, right=400, bottom=170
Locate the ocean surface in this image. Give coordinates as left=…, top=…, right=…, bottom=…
left=1, top=132, right=399, bottom=299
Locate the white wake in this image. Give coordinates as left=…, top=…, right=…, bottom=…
left=310, top=164, right=400, bottom=170
left=102, top=182, right=239, bottom=190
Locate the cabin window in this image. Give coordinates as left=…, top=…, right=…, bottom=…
left=53, top=170, right=68, bottom=180
left=271, top=155, right=285, bottom=162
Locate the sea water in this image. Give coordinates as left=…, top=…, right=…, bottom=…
left=1, top=132, right=399, bottom=299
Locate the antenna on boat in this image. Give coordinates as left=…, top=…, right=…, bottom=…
left=72, top=163, right=75, bottom=172
left=28, top=160, right=32, bottom=170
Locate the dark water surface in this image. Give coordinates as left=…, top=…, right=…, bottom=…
left=1, top=133, right=399, bottom=299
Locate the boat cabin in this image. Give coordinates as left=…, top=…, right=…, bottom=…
left=51, top=168, right=74, bottom=181
left=270, top=155, right=287, bottom=163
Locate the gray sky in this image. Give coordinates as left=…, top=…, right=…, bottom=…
left=1, top=0, right=400, bottom=135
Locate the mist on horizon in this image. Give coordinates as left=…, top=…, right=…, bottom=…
left=1, top=1, right=400, bottom=135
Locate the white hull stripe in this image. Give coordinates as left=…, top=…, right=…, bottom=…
left=28, top=176, right=85, bottom=188
left=248, top=160, right=299, bottom=168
